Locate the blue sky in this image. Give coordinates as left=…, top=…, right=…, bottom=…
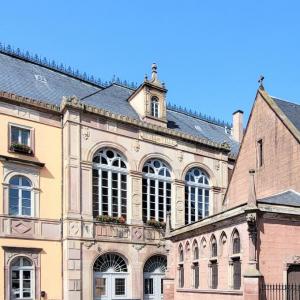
left=1, top=0, right=300, bottom=124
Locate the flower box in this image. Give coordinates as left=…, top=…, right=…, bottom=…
left=146, top=219, right=166, bottom=229
left=10, top=143, right=33, bottom=155
left=96, top=215, right=126, bottom=225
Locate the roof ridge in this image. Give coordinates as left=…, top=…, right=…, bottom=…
left=167, top=102, right=232, bottom=128
left=0, top=43, right=138, bottom=90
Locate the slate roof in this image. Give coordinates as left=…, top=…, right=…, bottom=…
left=258, top=190, right=300, bottom=207
left=0, top=50, right=239, bottom=156
left=272, top=97, right=300, bottom=133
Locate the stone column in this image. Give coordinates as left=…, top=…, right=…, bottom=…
left=130, top=171, right=143, bottom=225
left=243, top=170, right=262, bottom=300
left=174, top=179, right=185, bottom=228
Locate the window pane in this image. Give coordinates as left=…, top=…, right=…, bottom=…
left=95, top=278, right=106, bottom=297
left=10, top=176, right=20, bottom=186
left=144, top=278, right=153, bottom=295
left=115, top=278, right=125, bottom=296
left=21, top=129, right=30, bottom=146
left=21, top=177, right=31, bottom=187
left=11, top=127, right=19, bottom=143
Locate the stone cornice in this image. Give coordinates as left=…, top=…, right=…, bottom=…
left=0, top=155, right=45, bottom=168
left=0, top=92, right=234, bottom=155
left=62, top=96, right=232, bottom=153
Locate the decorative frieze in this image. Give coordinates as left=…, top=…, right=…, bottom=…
left=140, top=131, right=178, bottom=147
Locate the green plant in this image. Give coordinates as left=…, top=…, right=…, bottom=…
left=10, top=143, right=32, bottom=154
left=96, top=215, right=127, bottom=225
left=146, top=219, right=166, bottom=229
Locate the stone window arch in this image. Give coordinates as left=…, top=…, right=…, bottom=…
left=178, top=244, right=184, bottom=288
left=142, top=159, right=172, bottom=223
left=229, top=229, right=242, bottom=290
left=184, top=167, right=210, bottom=224
left=92, top=148, right=128, bottom=220
left=3, top=163, right=40, bottom=218
left=192, top=240, right=200, bottom=288
left=209, top=235, right=218, bottom=289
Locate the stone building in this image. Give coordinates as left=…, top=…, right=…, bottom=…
left=0, top=46, right=239, bottom=300
left=164, top=86, right=300, bottom=300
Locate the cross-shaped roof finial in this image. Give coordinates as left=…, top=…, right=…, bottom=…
left=258, top=75, right=264, bottom=89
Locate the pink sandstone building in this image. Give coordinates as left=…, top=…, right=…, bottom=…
left=164, top=86, right=300, bottom=300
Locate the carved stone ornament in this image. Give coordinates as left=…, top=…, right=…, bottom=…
left=214, top=160, right=220, bottom=171
left=132, top=244, right=146, bottom=251
left=82, top=127, right=90, bottom=140
left=177, top=150, right=183, bottom=162
left=69, top=222, right=80, bottom=237
left=83, top=241, right=96, bottom=249
left=221, top=234, right=227, bottom=244
left=292, top=256, right=300, bottom=264
left=133, top=140, right=140, bottom=152
left=246, top=213, right=257, bottom=242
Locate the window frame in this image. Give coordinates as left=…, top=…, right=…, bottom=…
left=142, top=159, right=172, bottom=223
left=230, top=230, right=242, bottom=290
left=150, top=96, right=160, bottom=118
left=185, top=168, right=211, bottom=225
left=92, top=148, right=128, bottom=219
left=8, top=123, right=34, bottom=154
left=10, top=257, right=35, bottom=299
left=9, top=175, right=33, bottom=217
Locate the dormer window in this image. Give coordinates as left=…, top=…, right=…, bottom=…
left=151, top=96, right=159, bottom=118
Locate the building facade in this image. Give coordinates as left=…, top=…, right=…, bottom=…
left=164, top=86, right=300, bottom=300
left=0, top=46, right=239, bottom=300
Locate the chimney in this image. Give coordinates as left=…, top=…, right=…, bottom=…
left=232, top=110, right=244, bottom=143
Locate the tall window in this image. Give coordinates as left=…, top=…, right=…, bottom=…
left=192, top=241, right=199, bottom=288
left=9, top=176, right=32, bottom=217
left=93, top=148, right=128, bottom=219
left=11, top=126, right=31, bottom=146
left=142, top=159, right=171, bottom=223
left=151, top=96, right=159, bottom=118
left=11, top=257, right=34, bottom=299
left=257, top=139, right=263, bottom=167
left=185, top=168, right=210, bottom=225
left=178, top=245, right=184, bottom=288
left=210, top=236, right=218, bottom=289
left=231, top=230, right=241, bottom=290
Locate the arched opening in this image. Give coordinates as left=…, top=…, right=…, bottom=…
left=93, top=253, right=128, bottom=300
left=9, top=175, right=33, bottom=217
left=11, top=256, right=34, bottom=299
left=142, top=159, right=172, bottom=223
left=143, top=255, right=167, bottom=300
left=184, top=167, right=210, bottom=224
left=92, top=148, right=128, bottom=220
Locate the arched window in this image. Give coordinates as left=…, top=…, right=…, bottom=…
left=93, top=148, right=128, bottom=219
left=192, top=241, right=199, bottom=289
left=185, top=167, right=210, bottom=225
left=151, top=96, right=159, bottom=118
left=93, top=253, right=128, bottom=298
left=178, top=244, right=184, bottom=288
left=179, top=244, right=184, bottom=262
left=142, top=159, right=171, bottom=223
left=210, top=235, right=218, bottom=289
left=231, top=230, right=241, bottom=290
left=193, top=241, right=199, bottom=260
left=9, top=175, right=32, bottom=216
left=232, top=230, right=241, bottom=254
left=11, top=257, right=34, bottom=299
left=211, top=236, right=217, bottom=258
left=144, top=255, right=167, bottom=298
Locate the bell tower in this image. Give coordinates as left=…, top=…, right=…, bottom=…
left=128, top=63, right=168, bottom=127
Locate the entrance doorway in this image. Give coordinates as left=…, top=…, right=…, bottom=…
left=143, top=255, right=167, bottom=300
left=93, top=253, right=128, bottom=300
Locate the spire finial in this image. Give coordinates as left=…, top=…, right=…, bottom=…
left=151, top=63, right=157, bottom=80
left=258, top=75, right=264, bottom=89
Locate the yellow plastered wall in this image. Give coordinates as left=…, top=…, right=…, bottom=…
left=0, top=239, right=62, bottom=300
left=0, top=114, right=62, bottom=219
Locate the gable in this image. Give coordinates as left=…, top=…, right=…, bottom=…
left=225, top=89, right=300, bottom=208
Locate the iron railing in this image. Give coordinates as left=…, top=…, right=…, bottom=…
left=260, top=284, right=300, bottom=300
